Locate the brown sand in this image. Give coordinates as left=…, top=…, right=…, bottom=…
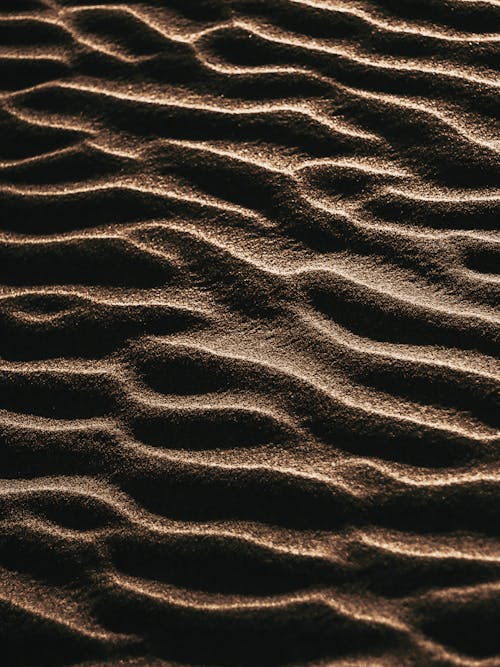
left=0, top=0, right=499, bottom=665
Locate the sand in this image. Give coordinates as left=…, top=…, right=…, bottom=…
left=0, top=0, right=499, bottom=665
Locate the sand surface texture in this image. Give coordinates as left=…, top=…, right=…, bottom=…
left=0, top=0, right=499, bottom=665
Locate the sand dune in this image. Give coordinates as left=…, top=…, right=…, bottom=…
left=0, top=0, right=499, bottom=665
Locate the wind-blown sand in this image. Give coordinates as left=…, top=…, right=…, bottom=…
left=0, top=0, right=499, bottom=665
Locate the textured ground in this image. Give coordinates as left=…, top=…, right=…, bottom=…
left=0, top=0, right=499, bottom=665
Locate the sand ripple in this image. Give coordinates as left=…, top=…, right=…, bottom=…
left=0, top=0, right=499, bottom=665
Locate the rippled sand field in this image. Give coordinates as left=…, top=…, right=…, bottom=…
left=1, top=0, right=499, bottom=665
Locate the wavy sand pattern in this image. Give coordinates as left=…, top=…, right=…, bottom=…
left=1, top=0, right=499, bottom=665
